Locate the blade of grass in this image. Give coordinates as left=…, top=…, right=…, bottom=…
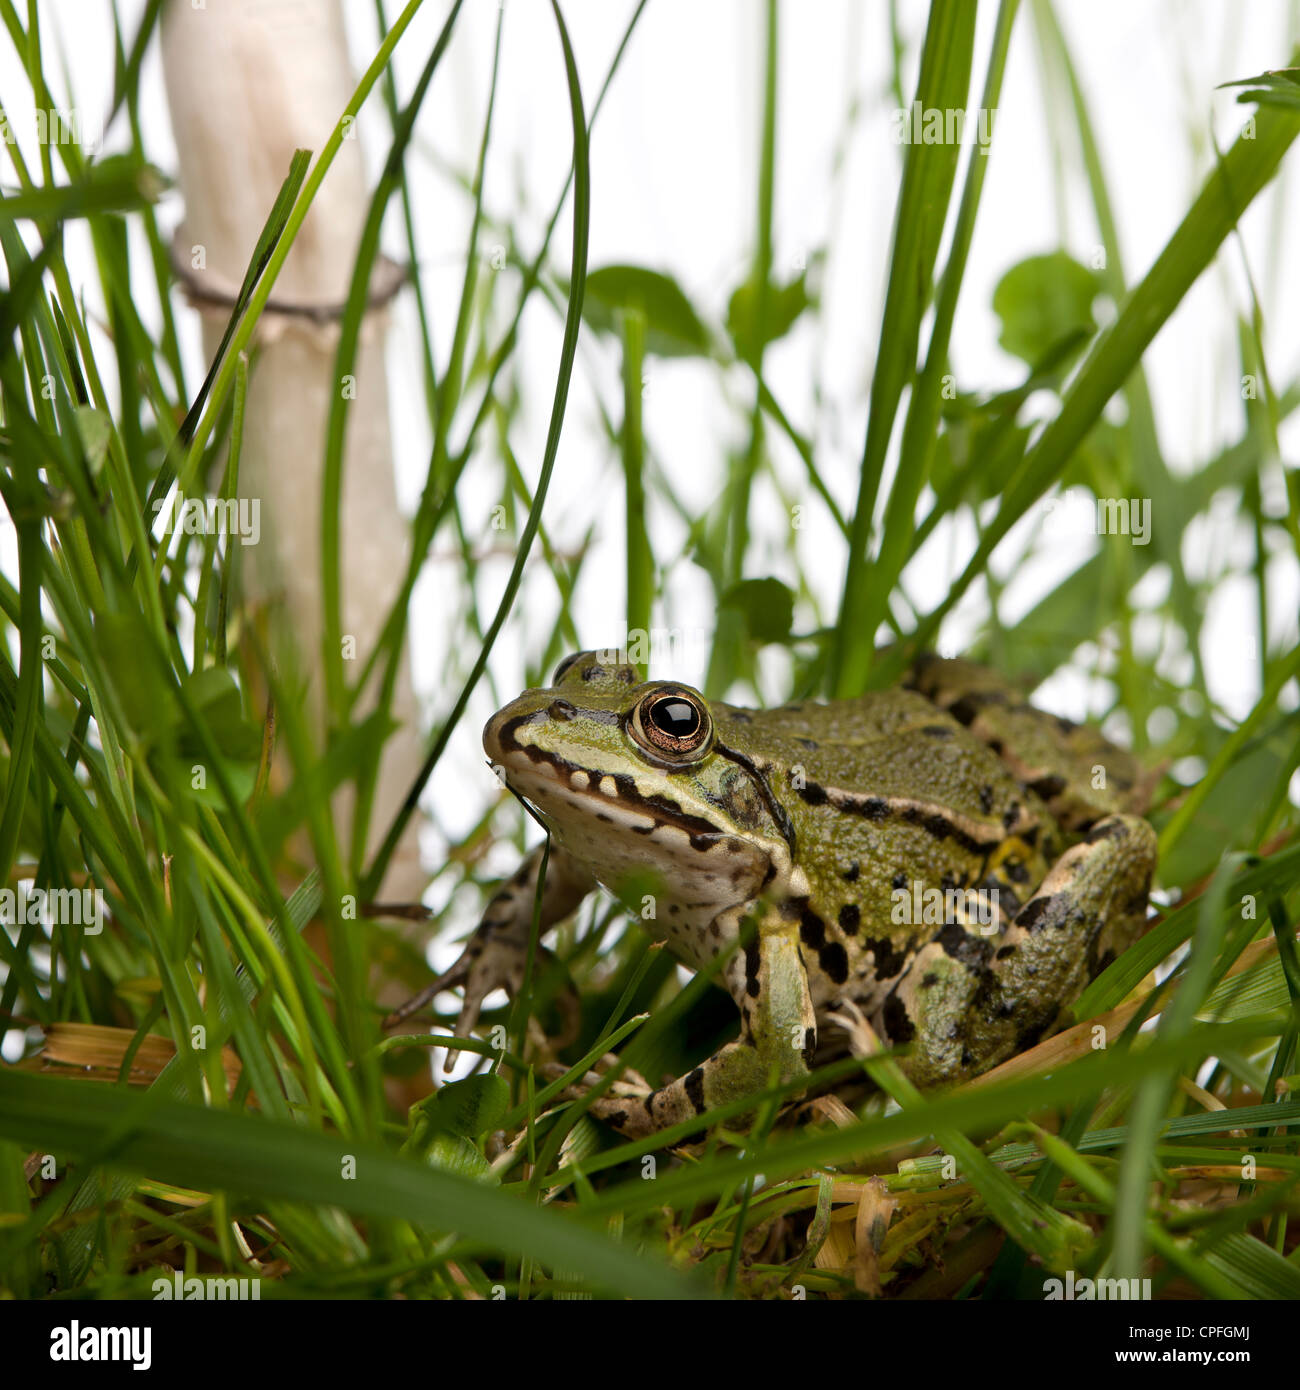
left=829, top=0, right=978, bottom=697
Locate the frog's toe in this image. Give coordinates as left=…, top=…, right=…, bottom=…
left=537, top=1060, right=660, bottom=1137
left=547, top=1057, right=653, bottom=1101
left=445, top=937, right=581, bottom=1070
left=381, top=951, right=475, bottom=1031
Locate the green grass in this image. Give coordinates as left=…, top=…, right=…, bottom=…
left=0, top=0, right=1298, bottom=1300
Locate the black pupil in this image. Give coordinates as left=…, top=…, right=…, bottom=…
left=650, top=698, right=700, bottom=739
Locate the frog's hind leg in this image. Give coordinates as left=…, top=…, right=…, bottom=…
left=903, top=652, right=1156, bottom=829
left=881, top=814, right=1157, bottom=1088
left=581, top=917, right=818, bottom=1140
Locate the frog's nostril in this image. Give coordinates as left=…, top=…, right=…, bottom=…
left=548, top=699, right=577, bottom=722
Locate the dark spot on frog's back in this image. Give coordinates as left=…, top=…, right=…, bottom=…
left=1016, top=893, right=1066, bottom=932
left=1086, top=817, right=1125, bottom=844
left=838, top=903, right=860, bottom=934
left=818, top=942, right=849, bottom=984
left=920, top=723, right=954, bottom=739
left=863, top=935, right=907, bottom=980
left=936, top=920, right=993, bottom=969
left=948, top=689, right=1011, bottom=726
left=1013, top=1007, right=1057, bottom=1055
left=1029, top=773, right=1067, bottom=802
left=799, top=909, right=827, bottom=949
left=841, top=861, right=861, bottom=883
left=881, top=992, right=915, bottom=1043
left=978, top=784, right=994, bottom=813
left=744, top=939, right=761, bottom=997
left=685, top=1067, right=707, bottom=1113
left=798, top=738, right=819, bottom=751
left=797, top=781, right=828, bottom=806
left=904, top=805, right=981, bottom=851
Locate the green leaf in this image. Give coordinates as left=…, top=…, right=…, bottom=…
left=719, top=577, right=794, bottom=644
left=993, top=252, right=1101, bottom=371
left=177, top=667, right=261, bottom=763
left=403, top=1078, right=509, bottom=1182
left=726, top=269, right=812, bottom=363
left=1202, top=1232, right=1300, bottom=1299
left=424, top=1135, right=493, bottom=1181
left=1220, top=67, right=1300, bottom=111
left=582, top=265, right=711, bottom=357
left=418, top=1074, right=511, bottom=1140
left=1199, top=953, right=1295, bottom=1023
left=73, top=406, right=112, bottom=479
left=92, top=610, right=170, bottom=743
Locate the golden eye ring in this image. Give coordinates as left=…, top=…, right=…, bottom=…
left=630, top=688, right=712, bottom=760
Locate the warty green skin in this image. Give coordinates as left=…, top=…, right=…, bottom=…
left=409, top=651, right=1157, bottom=1140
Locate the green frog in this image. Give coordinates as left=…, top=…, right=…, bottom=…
left=393, top=651, right=1156, bottom=1139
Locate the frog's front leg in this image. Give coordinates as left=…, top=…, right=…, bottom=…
left=885, top=814, right=1157, bottom=1087
left=384, top=845, right=594, bottom=1068
left=586, top=914, right=818, bottom=1140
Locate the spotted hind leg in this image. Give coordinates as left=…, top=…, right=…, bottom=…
left=879, top=814, right=1157, bottom=1087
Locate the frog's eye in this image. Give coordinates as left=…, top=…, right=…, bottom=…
left=631, top=688, right=712, bottom=760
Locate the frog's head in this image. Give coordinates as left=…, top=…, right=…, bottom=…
left=483, top=652, right=795, bottom=914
